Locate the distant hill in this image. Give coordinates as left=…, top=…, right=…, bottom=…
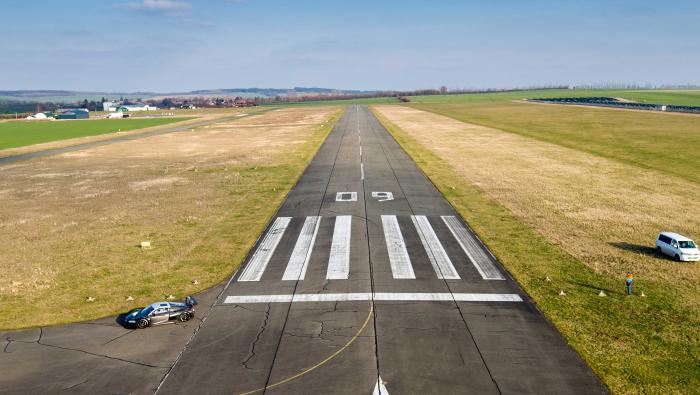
left=0, top=87, right=378, bottom=103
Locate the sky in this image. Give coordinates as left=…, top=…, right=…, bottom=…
left=1, top=0, right=699, bottom=92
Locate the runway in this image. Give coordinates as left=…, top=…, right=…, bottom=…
left=156, top=106, right=604, bottom=394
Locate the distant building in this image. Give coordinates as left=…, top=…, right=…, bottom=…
left=116, top=104, right=158, bottom=112
left=25, top=112, right=55, bottom=120
left=56, top=109, right=89, bottom=120
left=103, top=101, right=118, bottom=112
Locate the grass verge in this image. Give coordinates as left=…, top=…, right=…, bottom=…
left=372, top=108, right=700, bottom=395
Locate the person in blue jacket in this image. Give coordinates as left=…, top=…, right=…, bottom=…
left=626, top=272, right=634, bottom=296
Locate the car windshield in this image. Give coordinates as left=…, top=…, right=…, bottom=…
left=140, top=306, right=154, bottom=316
left=679, top=240, right=697, bottom=249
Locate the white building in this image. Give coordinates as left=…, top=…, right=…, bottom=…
left=25, top=112, right=53, bottom=120
left=116, top=104, right=158, bottom=112
left=103, top=101, right=118, bottom=112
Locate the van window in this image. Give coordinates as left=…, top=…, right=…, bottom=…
left=659, top=235, right=671, bottom=244
left=679, top=240, right=697, bottom=249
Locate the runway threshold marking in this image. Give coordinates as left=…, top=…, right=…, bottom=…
left=224, top=293, right=523, bottom=304
left=327, top=215, right=352, bottom=279
left=282, top=216, right=322, bottom=281
left=442, top=216, right=505, bottom=280
left=238, top=217, right=292, bottom=282
left=381, top=215, right=415, bottom=279
left=411, top=215, right=460, bottom=279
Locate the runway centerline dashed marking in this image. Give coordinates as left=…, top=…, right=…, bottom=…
left=282, top=216, right=321, bottom=281
left=224, top=293, right=523, bottom=304
left=238, top=217, right=291, bottom=282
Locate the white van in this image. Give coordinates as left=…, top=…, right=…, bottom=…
left=656, top=232, right=700, bottom=262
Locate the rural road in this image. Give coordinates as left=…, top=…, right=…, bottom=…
left=0, top=106, right=605, bottom=394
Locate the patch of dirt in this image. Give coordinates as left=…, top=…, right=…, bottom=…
left=130, top=177, right=185, bottom=191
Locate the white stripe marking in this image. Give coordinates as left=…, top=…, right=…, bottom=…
left=411, top=215, right=460, bottom=279
left=373, top=375, right=389, bottom=395
left=359, top=146, right=362, bottom=157
left=282, top=216, right=321, bottom=281
left=442, top=216, right=505, bottom=280
left=238, top=217, right=291, bottom=282
left=224, top=293, right=523, bottom=304
left=327, top=216, right=352, bottom=279
left=361, top=162, right=365, bottom=180
left=381, top=215, right=415, bottom=279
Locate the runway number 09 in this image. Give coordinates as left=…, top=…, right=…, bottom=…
left=372, top=192, right=394, bottom=202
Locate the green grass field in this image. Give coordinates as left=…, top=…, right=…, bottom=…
left=269, top=88, right=700, bottom=108
left=0, top=117, right=190, bottom=150
left=410, top=101, right=700, bottom=184
left=408, top=88, right=700, bottom=106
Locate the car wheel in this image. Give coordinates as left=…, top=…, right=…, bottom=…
left=136, top=318, right=149, bottom=329
left=178, top=312, right=191, bottom=322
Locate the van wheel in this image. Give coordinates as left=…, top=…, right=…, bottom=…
left=655, top=246, right=662, bottom=255
left=674, top=254, right=681, bottom=262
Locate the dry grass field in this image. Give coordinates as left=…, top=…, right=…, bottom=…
left=0, top=106, right=340, bottom=330
left=373, top=105, right=700, bottom=394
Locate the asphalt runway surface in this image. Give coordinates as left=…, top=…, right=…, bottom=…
left=0, top=106, right=605, bottom=394
left=156, top=107, right=604, bottom=394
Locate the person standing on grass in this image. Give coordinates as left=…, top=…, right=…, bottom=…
left=626, top=272, right=634, bottom=296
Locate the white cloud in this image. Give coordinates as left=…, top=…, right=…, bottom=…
left=119, top=0, right=191, bottom=11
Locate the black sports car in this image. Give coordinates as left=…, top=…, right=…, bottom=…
left=125, top=296, right=197, bottom=329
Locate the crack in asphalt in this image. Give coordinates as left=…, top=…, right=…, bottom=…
left=232, top=305, right=269, bottom=313
left=321, top=280, right=331, bottom=292
left=242, top=303, right=271, bottom=370
left=4, top=328, right=166, bottom=369
left=101, top=330, right=134, bottom=346
left=63, top=379, right=90, bottom=390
